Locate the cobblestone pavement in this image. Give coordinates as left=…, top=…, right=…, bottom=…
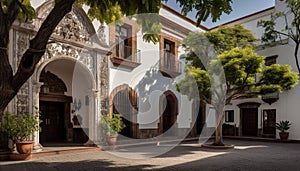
left=1, top=140, right=300, bottom=171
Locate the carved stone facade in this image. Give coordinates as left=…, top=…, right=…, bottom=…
left=53, top=13, right=90, bottom=43
left=7, top=1, right=110, bottom=146
left=42, top=42, right=97, bottom=75
left=12, top=30, right=31, bottom=114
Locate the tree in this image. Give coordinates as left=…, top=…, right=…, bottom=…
left=170, top=0, right=232, bottom=24
left=257, top=0, right=300, bottom=74
left=0, top=0, right=233, bottom=119
left=177, top=25, right=299, bottom=146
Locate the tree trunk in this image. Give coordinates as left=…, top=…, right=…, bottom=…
left=0, top=0, right=75, bottom=120
left=294, top=43, right=300, bottom=74
left=213, top=110, right=225, bottom=146
left=0, top=47, right=15, bottom=122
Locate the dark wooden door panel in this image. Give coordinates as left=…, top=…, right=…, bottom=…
left=263, top=110, right=276, bottom=135
left=40, top=101, right=65, bottom=143
left=242, top=108, right=258, bottom=136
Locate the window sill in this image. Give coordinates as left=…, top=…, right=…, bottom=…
left=110, top=56, right=141, bottom=70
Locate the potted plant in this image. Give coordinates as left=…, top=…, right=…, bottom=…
left=0, top=111, right=41, bottom=158
left=100, top=114, right=125, bottom=149
left=275, top=120, right=291, bottom=140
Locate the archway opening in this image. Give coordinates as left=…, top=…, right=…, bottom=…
left=38, top=59, right=94, bottom=145
left=160, top=91, right=178, bottom=136
left=111, top=85, right=138, bottom=139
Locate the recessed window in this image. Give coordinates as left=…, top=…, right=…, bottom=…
left=164, top=39, right=175, bottom=70
left=225, top=110, right=234, bottom=122
left=265, top=55, right=278, bottom=66
left=115, top=24, right=132, bottom=59
left=110, top=22, right=141, bottom=69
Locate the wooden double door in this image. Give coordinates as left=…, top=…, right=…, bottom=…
left=39, top=101, right=67, bottom=143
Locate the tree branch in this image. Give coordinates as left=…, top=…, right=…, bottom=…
left=12, top=0, right=75, bottom=91
left=6, top=0, right=21, bottom=29
left=0, top=2, right=4, bottom=17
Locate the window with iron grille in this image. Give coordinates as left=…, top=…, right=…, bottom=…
left=225, top=110, right=234, bottom=122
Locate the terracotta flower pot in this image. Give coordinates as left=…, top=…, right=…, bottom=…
left=16, top=141, right=34, bottom=154
left=106, top=136, right=117, bottom=150
left=279, top=132, right=289, bottom=140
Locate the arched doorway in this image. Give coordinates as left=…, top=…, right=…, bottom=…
left=238, top=102, right=261, bottom=136
left=31, top=1, right=108, bottom=148
left=39, top=70, right=72, bottom=143
left=110, top=84, right=138, bottom=139
left=38, top=59, right=95, bottom=144
left=159, top=91, right=178, bottom=136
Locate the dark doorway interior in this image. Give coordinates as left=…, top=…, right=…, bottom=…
left=263, top=109, right=276, bottom=136
left=241, top=108, right=258, bottom=136
left=162, top=93, right=177, bottom=136
left=39, top=101, right=65, bottom=143
left=113, top=88, right=132, bottom=138
left=196, top=102, right=205, bottom=135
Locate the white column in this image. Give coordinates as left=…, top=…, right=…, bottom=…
left=32, top=81, right=43, bottom=152
left=84, top=89, right=100, bottom=146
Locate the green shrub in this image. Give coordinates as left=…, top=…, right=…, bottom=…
left=0, top=111, right=42, bottom=141
left=100, top=114, right=125, bottom=137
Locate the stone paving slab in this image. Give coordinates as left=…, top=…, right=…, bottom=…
left=0, top=140, right=300, bottom=171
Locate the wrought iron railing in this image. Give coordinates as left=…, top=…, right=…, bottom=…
left=113, top=45, right=141, bottom=63
left=160, top=50, right=182, bottom=73
left=262, top=92, right=279, bottom=105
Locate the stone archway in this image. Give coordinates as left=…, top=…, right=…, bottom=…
left=109, top=84, right=138, bottom=139
left=37, top=58, right=95, bottom=145
left=159, top=90, right=178, bottom=136
left=28, top=1, right=110, bottom=149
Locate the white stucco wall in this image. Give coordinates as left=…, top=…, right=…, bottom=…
left=108, top=7, right=204, bottom=130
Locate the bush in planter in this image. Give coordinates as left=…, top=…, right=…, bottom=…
left=100, top=114, right=125, bottom=137
left=100, top=114, right=125, bottom=148
left=0, top=111, right=42, bottom=154
left=275, top=120, right=291, bottom=140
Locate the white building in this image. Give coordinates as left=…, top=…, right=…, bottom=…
left=2, top=0, right=209, bottom=150
left=216, top=0, right=300, bottom=140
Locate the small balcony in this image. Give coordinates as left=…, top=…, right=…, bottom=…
left=262, top=92, right=279, bottom=105
left=159, top=50, right=182, bottom=78
left=110, top=45, right=141, bottom=69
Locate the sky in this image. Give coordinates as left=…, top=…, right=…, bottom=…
left=164, top=0, right=275, bottom=28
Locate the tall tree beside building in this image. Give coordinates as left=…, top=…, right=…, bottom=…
left=177, top=25, right=299, bottom=146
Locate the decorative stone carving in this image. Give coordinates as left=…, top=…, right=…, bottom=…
left=37, top=6, right=92, bottom=44
left=12, top=31, right=30, bottom=114
left=99, top=55, right=109, bottom=114
left=97, top=25, right=106, bottom=44
left=53, top=13, right=90, bottom=43
left=42, top=42, right=96, bottom=75
left=15, top=31, right=29, bottom=73
left=16, top=81, right=30, bottom=114
left=39, top=71, right=67, bottom=94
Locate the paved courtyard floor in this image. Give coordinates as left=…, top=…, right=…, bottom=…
left=1, top=139, right=300, bottom=171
